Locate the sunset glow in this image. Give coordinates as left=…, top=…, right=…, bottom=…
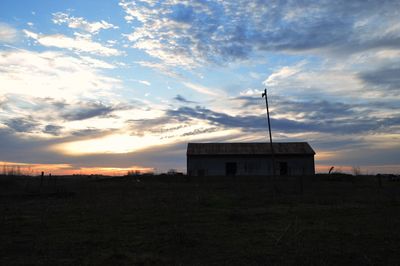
left=0, top=161, right=153, bottom=176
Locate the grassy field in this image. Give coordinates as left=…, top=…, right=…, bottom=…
left=1, top=174, right=400, bottom=265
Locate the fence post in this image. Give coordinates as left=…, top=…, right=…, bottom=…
left=40, top=171, right=44, bottom=192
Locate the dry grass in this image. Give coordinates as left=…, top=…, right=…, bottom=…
left=1, top=174, right=400, bottom=265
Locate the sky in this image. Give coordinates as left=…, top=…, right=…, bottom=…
left=0, top=0, right=399, bottom=175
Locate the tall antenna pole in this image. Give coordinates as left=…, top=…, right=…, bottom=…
left=262, top=88, right=275, bottom=176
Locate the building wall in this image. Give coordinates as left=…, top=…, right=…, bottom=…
left=187, top=155, right=314, bottom=176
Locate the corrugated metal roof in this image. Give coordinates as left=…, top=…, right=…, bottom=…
left=187, top=142, right=315, bottom=155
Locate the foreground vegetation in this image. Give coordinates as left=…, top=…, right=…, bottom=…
left=1, top=174, right=400, bottom=265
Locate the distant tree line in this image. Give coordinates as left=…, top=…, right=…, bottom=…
left=1, top=164, right=36, bottom=176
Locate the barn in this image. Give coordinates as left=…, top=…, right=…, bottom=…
left=187, top=142, right=315, bottom=176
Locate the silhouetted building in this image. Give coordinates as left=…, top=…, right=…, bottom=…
left=187, top=142, right=315, bottom=176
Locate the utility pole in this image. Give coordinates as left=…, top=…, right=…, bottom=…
left=262, top=88, right=275, bottom=176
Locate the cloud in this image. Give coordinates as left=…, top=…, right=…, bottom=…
left=0, top=23, right=18, bottom=43
left=0, top=128, right=159, bottom=172
left=0, top=94, right=142, bottom=142
left=261, top=62, right=365, bottom=100
left=0, top=49, right=121, bottom=100
left=126, top=116, right=189, bottom=136
left=0, top=128, right=58, bottom=162
left=52, top=12, right=118, bottom=34
left=120, top=0, right=400, bottom=67
left=4, top=117, right=39, bottom=133
left=43, top=125, right=63, bottom=136
left=166, top=106, right=267, bottom=130
left=135, top=60, right=181, bottom=78
left=181, top=81, right=220, bottom=96
left=180, top=127, right=218, bottom=137
left=166, top=102, right=400, bottom=135
left=1, top=100, right=124, bottom=134
left=61, top=102, right=116, bottom=121
left=79, top=56, right=116, bottom=69
left=24, top=29, right=121, bottom=56
left=139, top=80, right=151, bottom=86
left=359, top=66, right=400, bottom=91
left=262, top=48, right=400, bottom=101
left=236, top=95, right=361, bottom=121
left=132, top=79, right=151, bottom=86
left=70, top=128, right=111, bottom=138
left=264, top=62, right=305, bottom=86
left=239, top=89, right=263, bottom=97
left=174, top=94, right=197, bottom=104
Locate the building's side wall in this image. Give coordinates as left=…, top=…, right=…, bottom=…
left=187, top=156, right=273, bottom=176
left=275, top=155, right=315, bottom=176
left=187, top=155, right=314, bottom=176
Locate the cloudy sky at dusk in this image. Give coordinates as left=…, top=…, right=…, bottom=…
left=0, top=0, right=399, bottom=175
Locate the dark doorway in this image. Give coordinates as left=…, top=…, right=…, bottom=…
left=225, top=162, right=237, bottom=176
left=279, top=162, right=288, bottom=176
